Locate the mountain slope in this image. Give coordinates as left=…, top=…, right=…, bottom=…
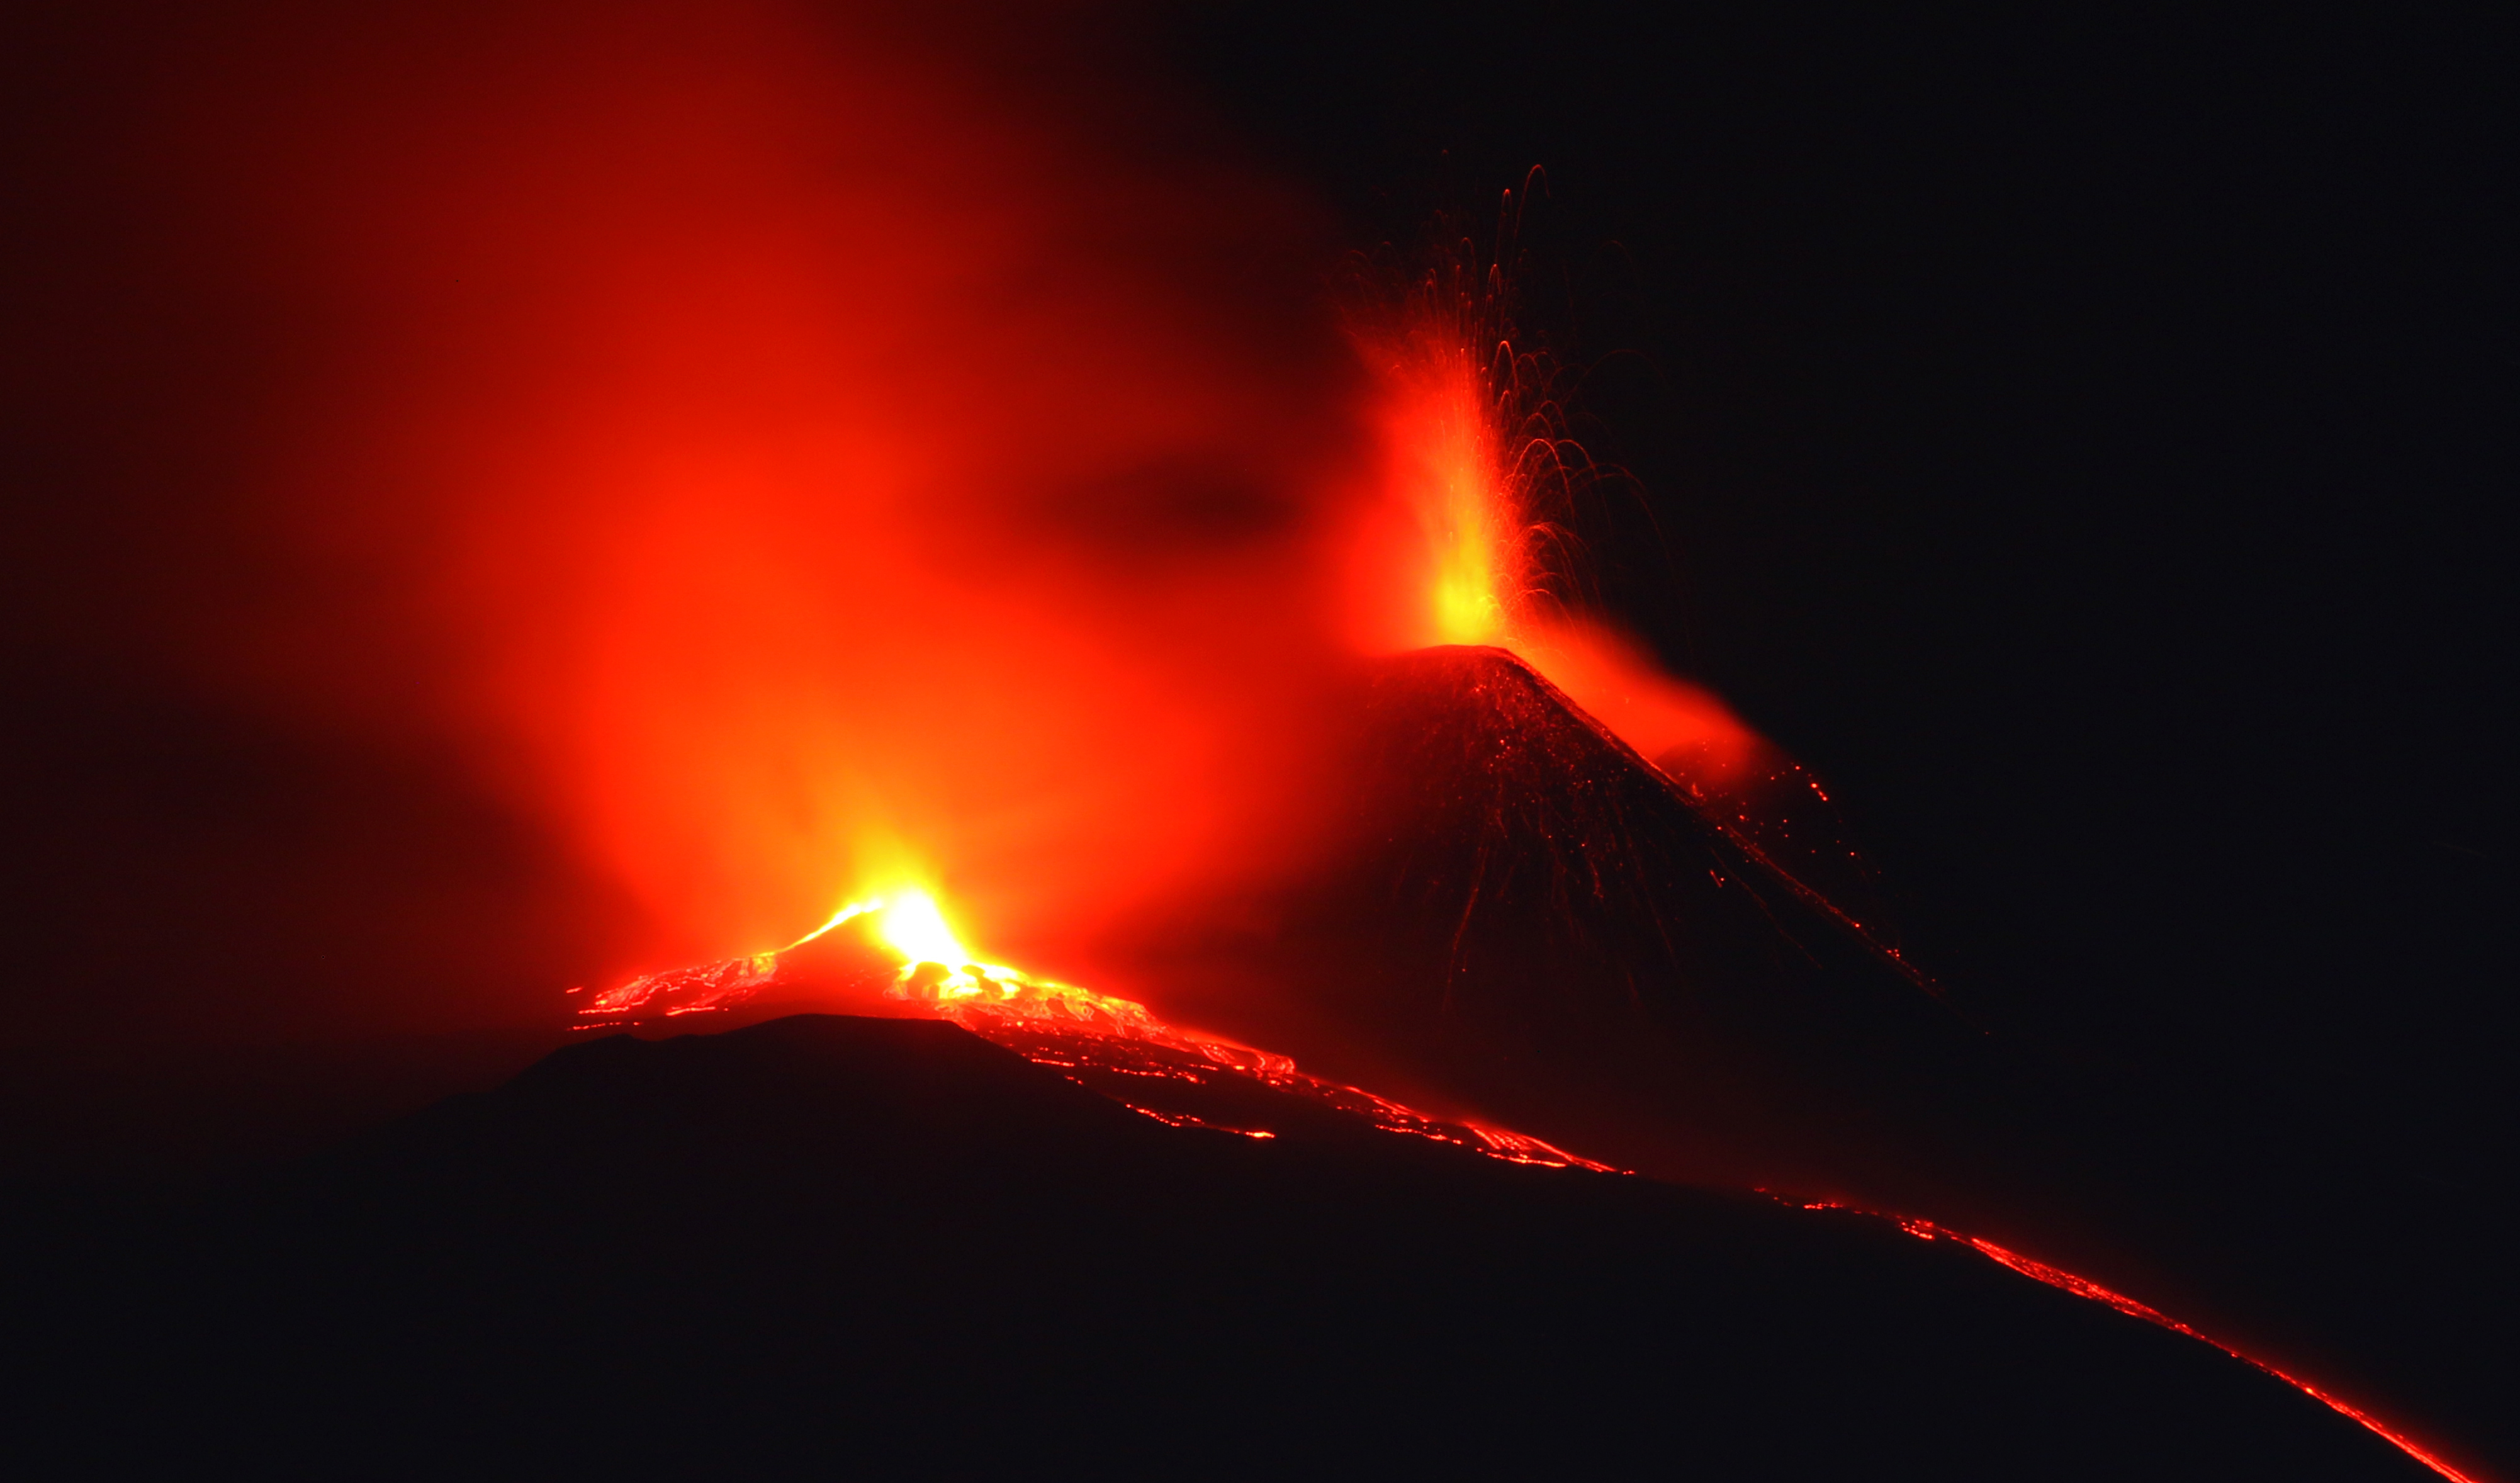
left=12, top=1013, right=2428, bottom=1479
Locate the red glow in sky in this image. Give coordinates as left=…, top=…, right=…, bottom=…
left=168, top=0, right=1772, bottom=993
left=168, top=1, right=1378, bottom=978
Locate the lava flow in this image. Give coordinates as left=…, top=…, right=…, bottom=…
left=1787, top=1199, right=2481, bottom=1483
left=577, top=890, right=1612, bottom=1172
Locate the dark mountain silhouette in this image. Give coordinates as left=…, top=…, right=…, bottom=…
left=8, top=1014, right=2433, bottom=1479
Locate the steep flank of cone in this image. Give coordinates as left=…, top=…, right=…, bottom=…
left=1345, top=643, right=1931, bottom=1008
left=1151, top=646, right=2029, bottom=1228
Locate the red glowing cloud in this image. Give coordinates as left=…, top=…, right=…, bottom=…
left=158, top=1, right=1373, bottom=976
left=130, top=0, right=1772, bottom=1005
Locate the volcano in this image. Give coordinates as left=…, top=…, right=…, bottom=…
left=2, top=1, right=2491, bottom=1474
left=0, top=643, right=2469, bottom=1472
left=4, top=645, right=2461, bottom=1479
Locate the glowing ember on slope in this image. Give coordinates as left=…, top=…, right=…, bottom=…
left=573, top=951, right=781, bottom=1020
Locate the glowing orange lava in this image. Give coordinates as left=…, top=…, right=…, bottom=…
left=578, top=889, right=1608, bottom=1173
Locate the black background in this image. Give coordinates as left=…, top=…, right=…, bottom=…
left=4, top=2, right=2513, bottom=1473
left=1173, top=2, right=2514, bottom=1469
